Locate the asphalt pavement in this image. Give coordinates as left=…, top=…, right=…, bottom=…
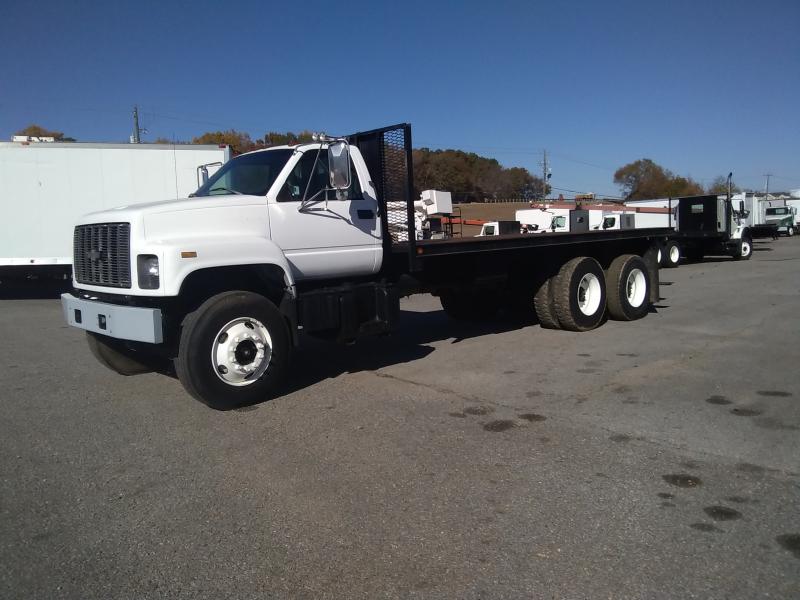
left=1, top=239, right=799, bottom=599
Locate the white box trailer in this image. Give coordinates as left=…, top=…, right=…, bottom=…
left=0, top=141, right=230, bottom=280
left=786, top=199, right=800, bottom=229
left=623, top=198, right=676, bottom=229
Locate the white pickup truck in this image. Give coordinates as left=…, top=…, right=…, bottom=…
left=62, top=124, right=670, bottom=410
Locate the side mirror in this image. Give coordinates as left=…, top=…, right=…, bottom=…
left=328, top=141, right=351, bottom=190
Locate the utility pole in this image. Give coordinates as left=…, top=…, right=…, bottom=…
left=763, top=173, right=773, bottom=198
left=132, top=105, right=141, bottom=143
left=540, top=150, right=551, bottom=200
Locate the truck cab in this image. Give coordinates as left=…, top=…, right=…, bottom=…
left=476, top=220, right=522, bottom=236
left=764, top=206, right=797, bottom=236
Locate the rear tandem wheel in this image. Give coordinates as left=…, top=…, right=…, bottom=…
left=551, top=257, right=607, bottom=332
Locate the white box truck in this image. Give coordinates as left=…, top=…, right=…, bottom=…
left=0, top=141, right=230, bottom=282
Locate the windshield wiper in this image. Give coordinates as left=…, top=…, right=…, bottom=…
left=208, top=186, right=243, bottom=196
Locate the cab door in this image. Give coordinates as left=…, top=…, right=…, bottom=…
left=267, top=147, right=381, bottom=280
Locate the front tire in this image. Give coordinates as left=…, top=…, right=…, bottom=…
left=552, top=257, right=607, bottom=332
left=605, top=255, right=651, bottom=321
left=175, top=291, right=290, bottom=410
left=733, top=236, right=752, bottom=261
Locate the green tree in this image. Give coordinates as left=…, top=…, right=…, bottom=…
left=152, top=136, right=189, bottom=144
left=706, top=175, right=740, bottom=195
left=15, top=124, right=75, bottom=141
left=614, top=158, right=703, bottom=199
left=191, top=130, right=257, bottom=154
left=412, top=148, right=542, bottom=202
left=263, top=130, right=314, bottom=146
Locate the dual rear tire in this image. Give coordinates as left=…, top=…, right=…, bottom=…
left=660, top=240, right=681, bottom=268
left=605, top=255, right=651, bottom=321
left=533, top=254, right=651, bottom=331
left=552, top=257, right=607, bottom=332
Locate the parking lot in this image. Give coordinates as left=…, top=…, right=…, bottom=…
left=1, top=239, right=799, bottom=599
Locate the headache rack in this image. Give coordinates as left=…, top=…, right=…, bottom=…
left=348, top=123, right=418, bottom=270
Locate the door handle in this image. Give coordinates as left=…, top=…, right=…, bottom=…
left=357, top=209, right=375, bottom=220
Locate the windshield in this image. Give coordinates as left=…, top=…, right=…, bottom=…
left=766, top=207, right=788, bottom=215
left=193, top=149, right=294, bottom=197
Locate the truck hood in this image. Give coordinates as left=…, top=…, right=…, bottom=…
left=76, top=194, right=266, bottom=226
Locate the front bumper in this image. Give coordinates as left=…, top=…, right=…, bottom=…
left=61, top=293, right=163, bottom=344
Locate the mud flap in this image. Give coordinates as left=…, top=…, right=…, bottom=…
left=642, top=242, right=661, bottom=305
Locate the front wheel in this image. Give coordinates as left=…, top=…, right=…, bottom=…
left=175, top=291, right=290, bottom=410
left=733, top=236, right=752, bottom=261
left=787, top=226, right=795, bottom=237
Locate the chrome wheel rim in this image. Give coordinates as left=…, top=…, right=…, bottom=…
left=211, top=317, right=272, bottom=386
left=741, top=241, right=751, bottom=257
left=669, top=245, right=680, bottom=263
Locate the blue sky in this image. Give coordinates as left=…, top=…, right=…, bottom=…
left=2, top=0, right=798, bottom=196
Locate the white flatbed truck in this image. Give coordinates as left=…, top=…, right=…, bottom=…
left=61, top=124, right=671, bottom=409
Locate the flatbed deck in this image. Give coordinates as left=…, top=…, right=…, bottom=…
left=394, top=228, right=674, bottom=258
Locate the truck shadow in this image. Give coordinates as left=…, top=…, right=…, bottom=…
left=752, top=240, right=775, bottom=251
left=0, top=281, right=71, bottom=300
left=277, top=309, right=536, bottom=398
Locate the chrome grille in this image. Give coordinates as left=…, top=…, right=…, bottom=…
left=73, top=223, right=131, bottom=288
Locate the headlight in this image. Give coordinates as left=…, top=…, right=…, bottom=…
left=137, top=254, right=160, bottom=289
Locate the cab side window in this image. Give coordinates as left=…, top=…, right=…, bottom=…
left=277, top=149, right=363, bottom=202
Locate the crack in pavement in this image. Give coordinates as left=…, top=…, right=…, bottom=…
left=371, top=371, right=523, bottom=412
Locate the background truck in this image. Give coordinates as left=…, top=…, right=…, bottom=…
left=625, top=192, right=753, bottom=267
left=476, top=220, right=522, bottom=236
left=727, top=193, right=785, bottom=239
left=0, top=140, right=230, bottom=282
left=515, top=207, right=575, bottom=233
left=764, top=205, right=797, bottom=236
left=61, top=123, right=670, bottom=410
